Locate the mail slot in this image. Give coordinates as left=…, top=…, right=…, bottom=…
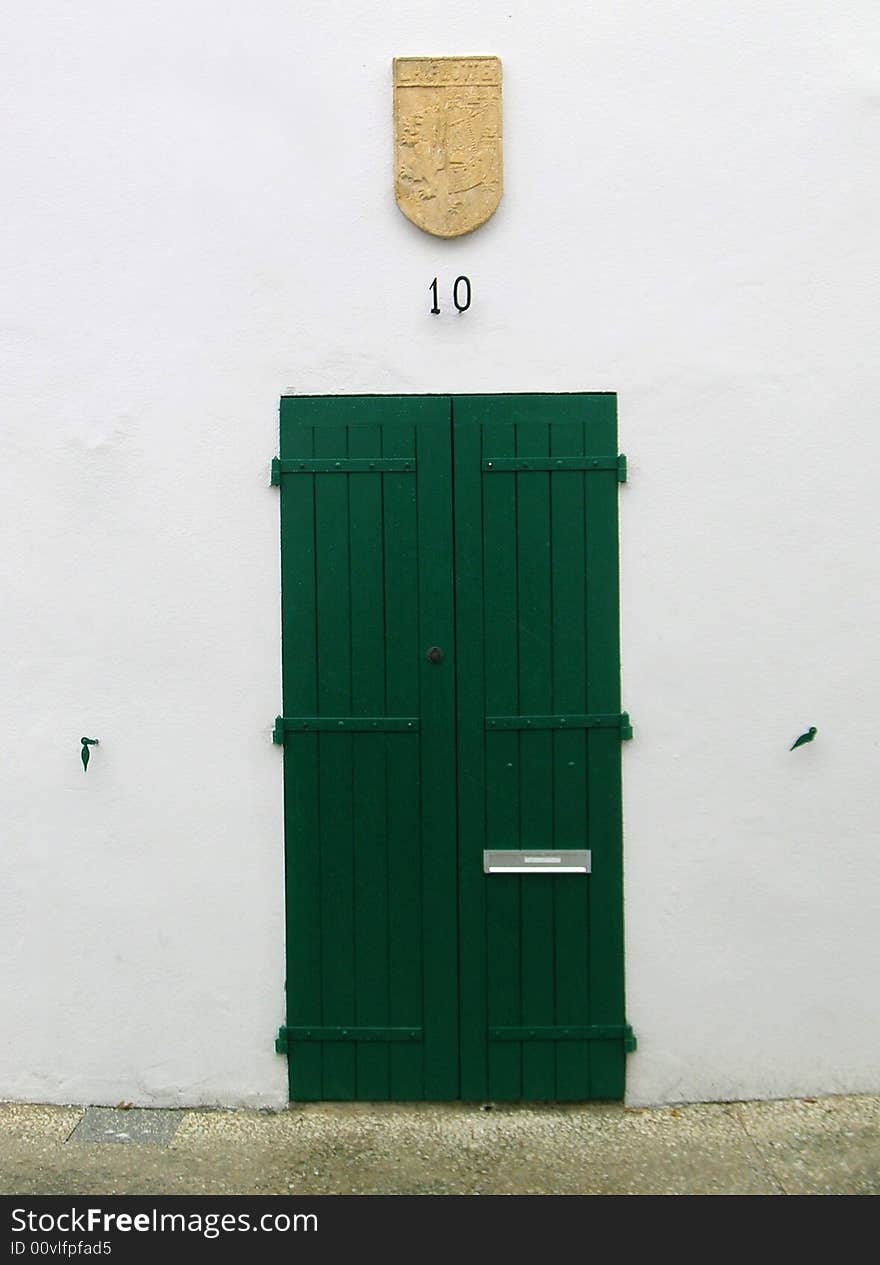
left=483, top=849, right=591, bottom=874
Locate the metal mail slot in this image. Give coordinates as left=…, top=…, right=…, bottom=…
left=483, top=850, right=591, bottom=875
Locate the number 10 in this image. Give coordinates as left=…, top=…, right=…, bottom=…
left=429, top=276, right=472, bottom=314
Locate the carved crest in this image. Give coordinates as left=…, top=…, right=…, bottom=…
left=393, top=57, right=502, bottom=238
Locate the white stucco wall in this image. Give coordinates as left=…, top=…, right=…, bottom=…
left=1, top=1, right=878, bottom=1107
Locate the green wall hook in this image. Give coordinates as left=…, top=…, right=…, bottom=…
left=790, top=726, right=817, bottom=751
left=80, top=737, right=99, bottom=771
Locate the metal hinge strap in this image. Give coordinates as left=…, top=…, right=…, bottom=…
left=486, top=713, right=633, bottom=739
left=489, top=1024, right=637, bottom=1052
left=277, top=1026, right=421, bottom=1051
left=274, top=716, right=419, bottom=742
left=271, top=457, right=415, bottom=483
left=482, top=455, right=627, bottom=482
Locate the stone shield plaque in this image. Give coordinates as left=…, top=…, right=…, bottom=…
left=393, top=57, right=503, bottom=238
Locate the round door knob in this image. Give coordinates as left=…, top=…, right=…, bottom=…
left=426, top=646, right=444, bottom=664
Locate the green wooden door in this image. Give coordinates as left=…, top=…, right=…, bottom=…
left=275, top=394, right=632, bottom=1101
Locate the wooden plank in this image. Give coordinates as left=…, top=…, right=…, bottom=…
left=452, top=405, right=488, bottom=1100
left=514, top=409, right=557, bottom=1101
left=416, top=406, right=459, bottom=1099
left=549, top=418, right=591, bottom=1100
left=348, top=422, right=390, bottom=1100
left=314, top=418, right=356, bottom=1099
left=481, top=410, right=522, bottom=1101
left=279, top=401, right=321, bottom=1101
left=585, top=395, right=627, bottom=1099
left=381, top=416, right=424, bottom=1100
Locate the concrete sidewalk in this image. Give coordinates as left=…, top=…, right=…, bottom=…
left=1, top=1095, right=878, bottom=1196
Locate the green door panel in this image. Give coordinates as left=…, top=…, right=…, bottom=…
left=279, top=396, right=457, bottom=1101
left=453, top=395, right=626, bottom=1102
left=277, top=393, right=629, bottom=1101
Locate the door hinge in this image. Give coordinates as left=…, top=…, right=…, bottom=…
left=271, top=457, right=415, bottom=484
left=486, top=712, right=633, bottom=739
left=276, top=1026, right=422, bottom=1050
left=489, top=1024, right=637, bottom=1052
left=274, top=715, right=419, bottom=741
left=481, top=454, right=628, bottom=481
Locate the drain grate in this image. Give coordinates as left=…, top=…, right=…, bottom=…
left=67, top=1107, right=181, bottom=1146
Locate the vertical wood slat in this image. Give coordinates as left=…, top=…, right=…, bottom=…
left=514, top=411, right=557, bottom=1101
left=279, top=403, right=321, bottom=1101
left=381, top=416, right=423, bottom=1100
left=348, top=422, right=389, bottom=1099
left=550, top=418, right=591, bottom=1100
left=585, top=395, right=626, bottom=1098
left=480, top=413, right=522, bottom=1101
left=453, top=407, right=488, bottom=1100
left=314, top=420, right=356, bottom=1099
left=417, top=412, right=460, bottom=1099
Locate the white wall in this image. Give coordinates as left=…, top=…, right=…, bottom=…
left=1, top=1, right=878, bottom=1106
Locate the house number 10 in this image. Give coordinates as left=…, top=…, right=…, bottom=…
left=429, top=276, right=472, bottom=315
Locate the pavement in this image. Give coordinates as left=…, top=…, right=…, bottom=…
left=1, top=1094, right=877, bottom=1196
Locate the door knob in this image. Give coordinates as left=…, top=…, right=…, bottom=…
left=426, top=646, right=444, bottom=664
